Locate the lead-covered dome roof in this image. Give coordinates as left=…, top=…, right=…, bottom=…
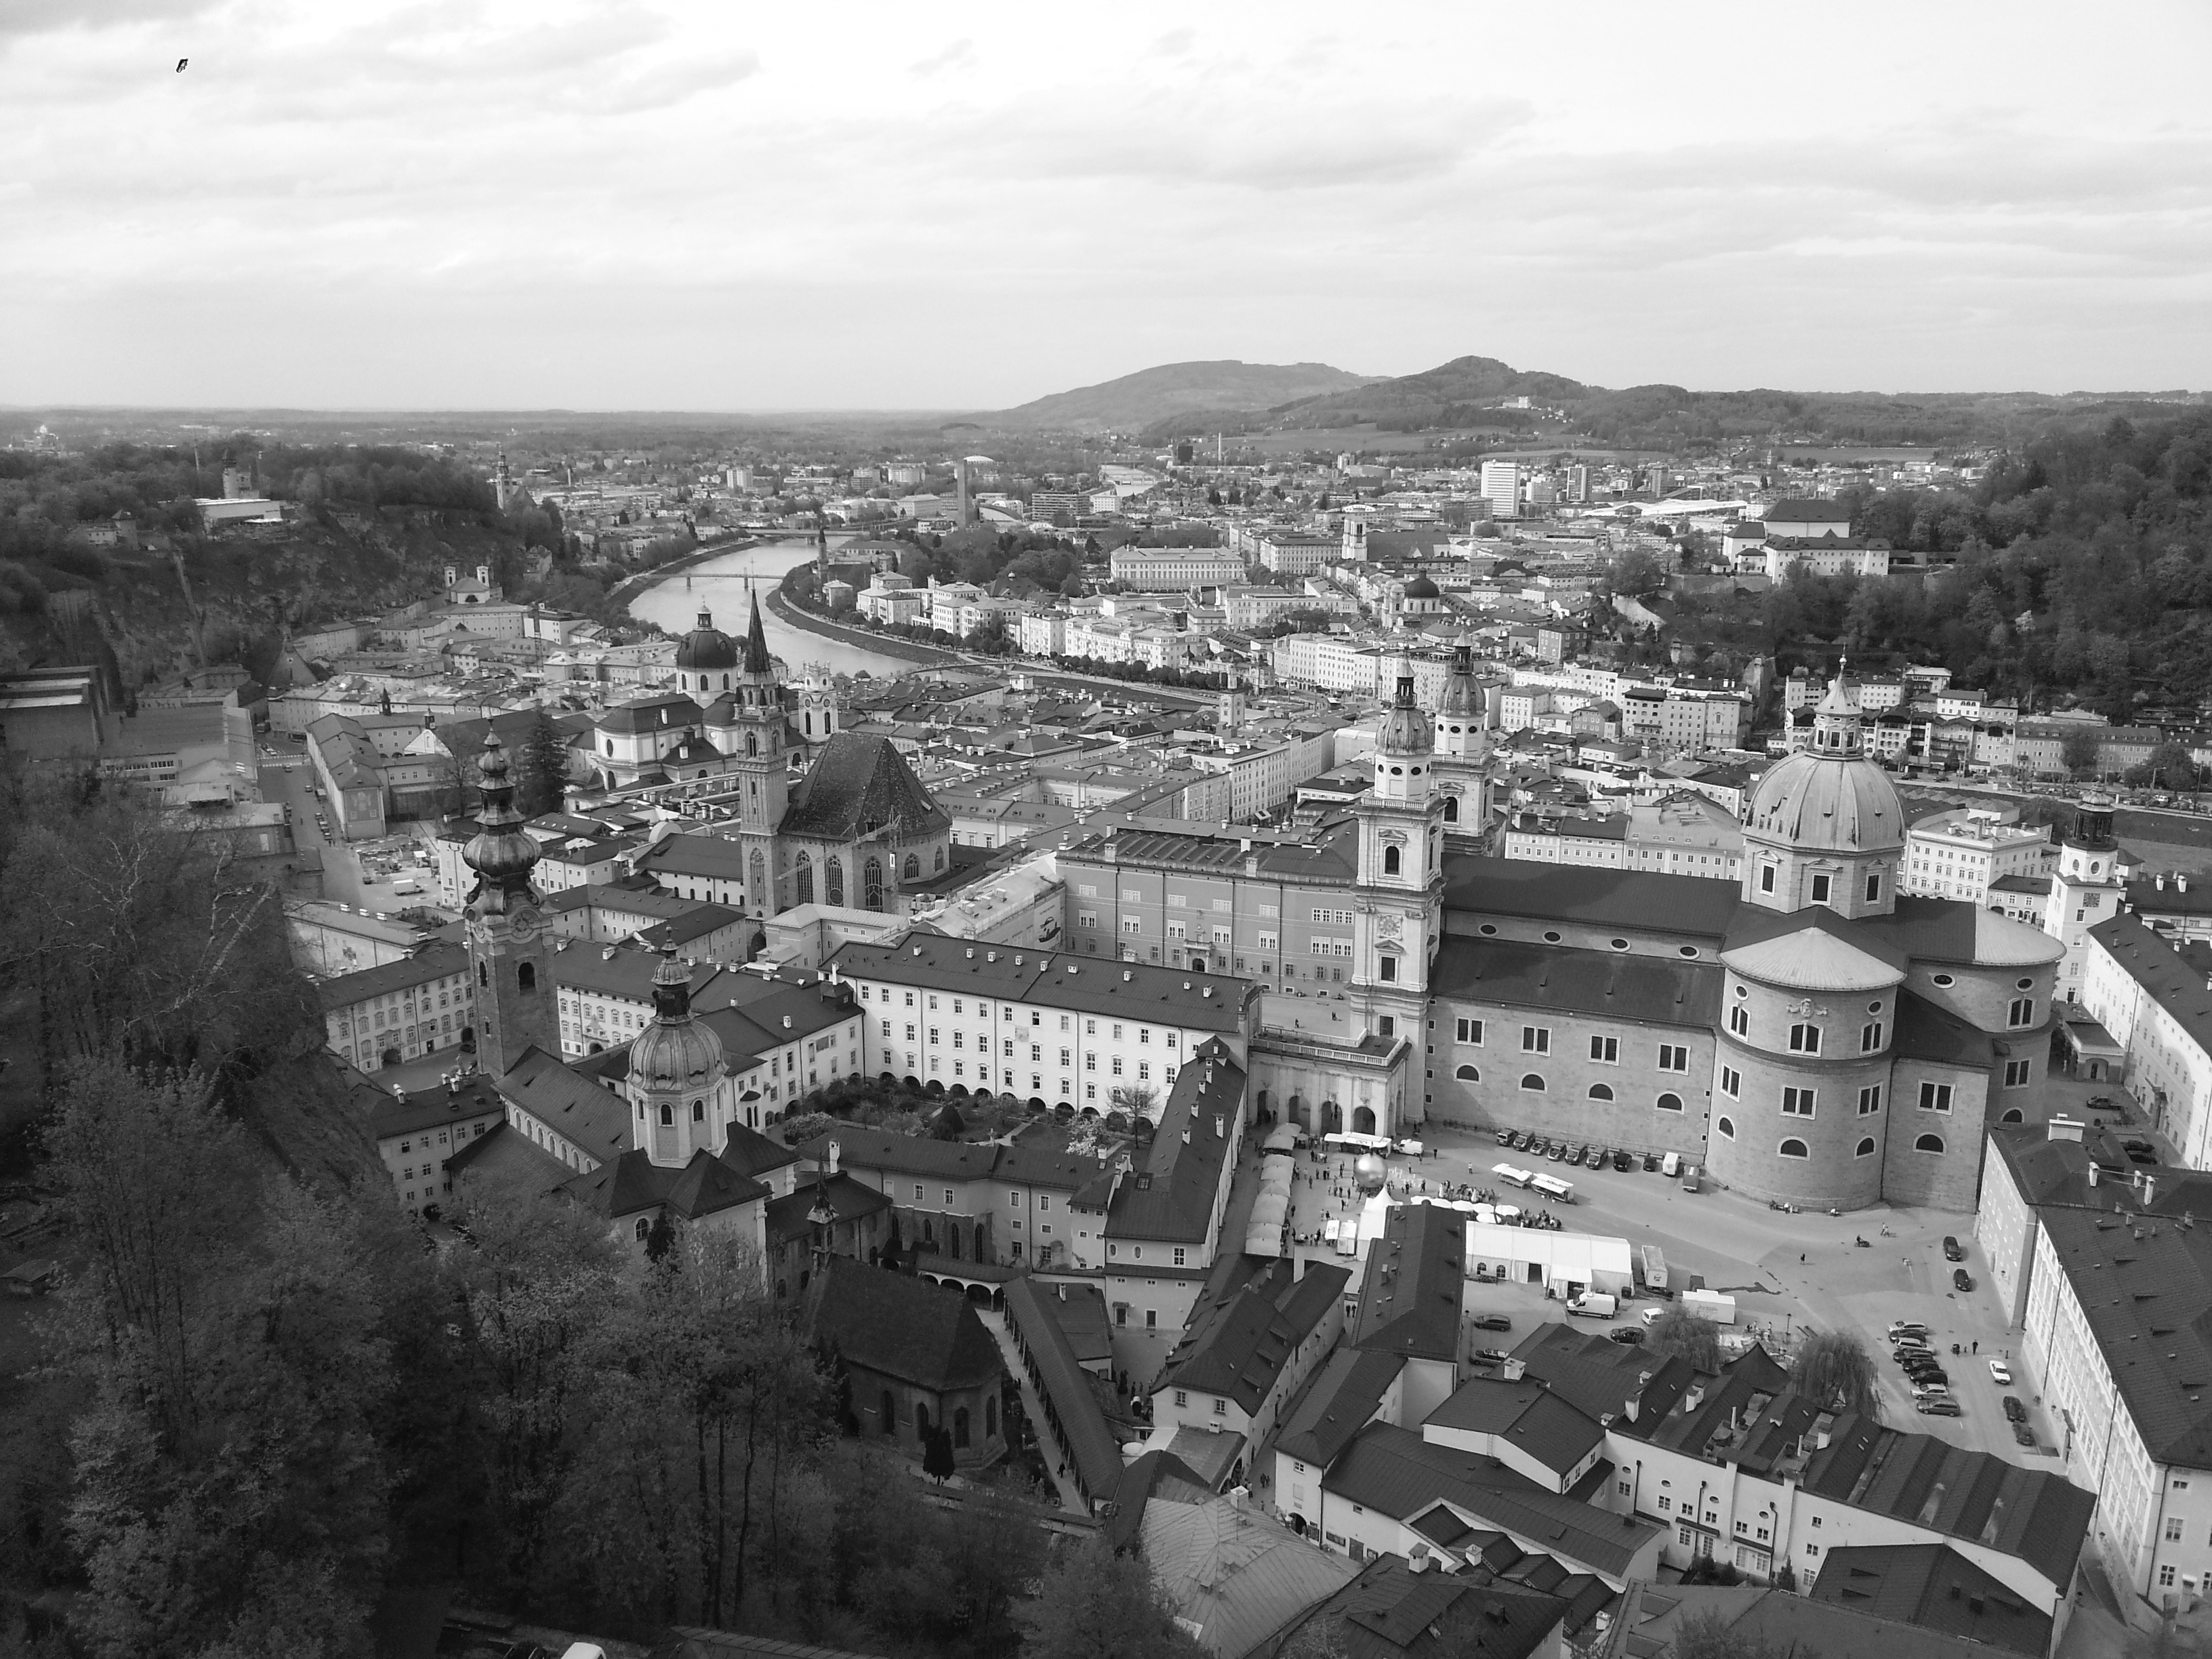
left=674, top=605, right=739, bottom=672
left=1744, top=747, right=1904, bottom=853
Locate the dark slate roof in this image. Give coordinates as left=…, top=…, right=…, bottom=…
left=1279, top=1557, right=1568, bottom=1659
left=1107, top=1046, right=1246, bottom=1245
left=2087, top=914, right=2212, bottom=1065
left=741, top=589, right=773, bottom=675
left=1762, top=498, right=1851, bottom=523
left=2129, top=875, right=2212, bottom=916
left=636, top=832, right=749, bottom=881
left=1509, top=1322, right=1698, bottom=1423
left=1441, top=855, right=1741, bottom=941
left=1322, top=1424, right=1656, bottom=1580
left=1156, top=1256, right=1351, bottom=1412
left=366, top=1071, right=510, bottom=1140
left=720, top=1120, right=802, bottom=1182
left=1352, top=1203, right=1467, bottom=1363
left=1429, top=936, right=1721, bottom=1027
left=562, top=1146, right=771, bottom=1223
left=779, top=732, right=949, bottom=840
left=1851, top=896, right=2031, bottom=966
left=316, top=940, right=471, bottom=1009
left=1891, top=987, right=2001, bottom=1072
left=1808, top=1543, right=2051, bottom=1658
left=827, top=935, right=1251, bottom=1033
left=1424, top=1378, right=1606, bottom=1479
left=493, top=1044, right=631, bottom=1164
left=807, top=1256, right=1003, bottom=1393
left=1063, top=819, right=1360, bottom=886
left=596, top=693, right=706, bottom=736
left=1004, top=1274, right=1127, bottom=1502
left=795, top=1124, right=1004, bottom=1182
left=1275, top=1347, right=1408, bottom=1469
left=764, top=1172, right=889, bottom=1246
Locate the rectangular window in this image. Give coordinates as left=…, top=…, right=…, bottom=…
left=1809, top=873, right=1831, bottom=903
left=1658, top=1044, right=1689, bottom=1072
left=1721, top=1066, right=1740, bottom=1098
left=1589, top=1036, right=1618, bottom=1064
left=1858, top=1084, right=1883, bottom=1115
left=1173, top=1246, right=1186, bottom=1266
left=1760, top=863, right=1776, bottom=893
left=1788, top=1024, right=1821, bottom=1055
left=1522, top=1026, right=1549, bottom=1054
left=2008, top=997, right=2035, bottom=1027
left=2168, top=1517, right=2186, bottom=1541
left=1174, top=1390, right=1188, bottom=1407
left=1456, top=1017, right=1483, bottom=1044
left=1919, top=1082, right=1953, bottom=1113
left=1378, top=956, right=1397, bottom=982
left=2004, top=1059, right=2031, bottom=1088
left=1729, top=1005, right=1749, bottom=1038
left=1782, top=1086, right=1816, bottom=1118
left=1145, top=1309, right=1158, bottom=1329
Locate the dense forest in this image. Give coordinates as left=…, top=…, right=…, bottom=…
left=1742, top=411, right=2212, bottom=714
left=0, top=771, right=1199, bottom=1659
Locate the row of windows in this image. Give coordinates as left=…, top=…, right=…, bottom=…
left=1714, top=1118, right=1948, bottom=1158
left=1758, top=865, right=1882, bottom=905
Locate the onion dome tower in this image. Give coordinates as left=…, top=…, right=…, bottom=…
left=462, top=732, right=556, bottom=1075
left=1433, top=642, right=1490, bottom=838
left=674, top=605, right=740, bottom=700
left=632, top=949, right=726, bottom=1166
left=1740, top=669, right=1904, bottom=919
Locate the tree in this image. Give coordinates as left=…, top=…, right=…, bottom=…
left=515, top=706, right=569, bottom=818
left=1645, top=1307, right=1723, bottom=1372
left=1790, top=1328, right=1881, bottom=1421
left=1670, top=1607, right=1785, bottom=1659
left=1020, top=1534, right=1202, bottom=1659
left=1607, top=547, right=1666, bottom=598
left=923, top=1426, right=956, bottom=1484
left=2061, top=726, right=2104, bottom=778
left=1109, top=1084, right=1159, bottom=1122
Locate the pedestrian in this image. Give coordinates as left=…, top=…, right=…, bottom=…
left=1972, top=1339, right=1978, bottom=1354
left=1801, top=1253, right=1805, bottom=1263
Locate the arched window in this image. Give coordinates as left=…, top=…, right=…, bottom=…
left=1443, top=796, right=1459, bottom=823
left=935, top=847, right=945, bottom=871
left=1779, top=1139, right=1809, bottom=1159
left=1856, top=1136, right=1877, bottom=1157
left=1384, top=845, right=1401, bottom=875
left=659, top=1103, right=673, bottom=1126
left=916, top=1403, right=930, bottom=1437
left=605, top=739, right=614, bottom=756
left=2001, top=1108, right=2024, bottom=1124
left=1656, top=1092, right=1683, bottom=1113
left=864, top=857, right=884, bottom=909
left=1519, top=1073, right=1547, bottom=1091
left=882, top=1391, right=897, bottom=1435
left=1454, top=1065, right=1478, bottom=1081
left=750, top=848, right=766, bottom=905
left=478, top=962, right=488, bottom=988
left=985, top=1395, right=998, bottom=1439
left=954, top=1407, right=971, bottom=1450
left=518, top=962, right=535, bottom=992
left=691, top=1100, right=704, bottom=1122
left=635, top=1217, right=651, bottom=1242
left=746, top=731, right=758, bottom=756
left=795, top=853, right=813, bottom=906
left=1588, top=1084, right=1614, bottom=1102
left=1914, top=1133, right=1946, bottom=1154
left=1717, top=1116, right=1735, bottom=1139
left=826, top=857, right=844, bottom=907
left=904, top=853, right=920, bottom=880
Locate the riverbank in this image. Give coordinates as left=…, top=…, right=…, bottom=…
left=764, top=584, right=964, bottom=670
left=605, top=533, right=759, bottom=611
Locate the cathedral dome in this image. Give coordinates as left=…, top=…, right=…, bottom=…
left=1742, top=746, right=1904, bottom=854
left=674, top=605, right=739, bottom=672
left=1376, top=663, right=1432, bottom=755
left=630, top=953, right=724, bottom=1092
left=1401, top=574, right=1441, bottom=600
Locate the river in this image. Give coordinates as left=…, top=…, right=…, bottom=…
left=624, top=535, right=920, bottom=681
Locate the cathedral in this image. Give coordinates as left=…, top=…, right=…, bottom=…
left=588, top=592, right=952, bottom=923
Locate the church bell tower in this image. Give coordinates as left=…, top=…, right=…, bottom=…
left=1353, top=662, right=1445, bottom=1049
left=462, top=731, right=557, bottom=1076
left=732, top=588, right=792, bottom=919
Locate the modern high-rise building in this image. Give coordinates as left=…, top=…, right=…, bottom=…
left=1568, top=464, right=1590, bottom=504
left=1478, top=459, right=1521, bottom=520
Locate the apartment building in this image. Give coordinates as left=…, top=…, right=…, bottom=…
left=1502, top=795, right=1744, bottom=882
left=1185, top=726, right=1338, bottom=819
left=2080, top=916, right=2212, bottom=1169
left=318, top=941, right=478, bottom=1070
left=552, top=943, right=725, bottom=1057
left=1254, top=533, right=1338, bottom=575
left=1109, top=548, right=1247, bottom=588
left=1902, top=810, right=2053, bottom=903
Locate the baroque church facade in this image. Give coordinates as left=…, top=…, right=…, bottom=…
left=589, top=593, right=952, bottom=925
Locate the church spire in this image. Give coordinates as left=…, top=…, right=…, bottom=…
left=462, top=731, right=539, bottom=912
left=743, top=585, right=774, bottom=676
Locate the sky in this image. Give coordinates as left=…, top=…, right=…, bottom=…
left=4, top=0, right=2209, bottom=411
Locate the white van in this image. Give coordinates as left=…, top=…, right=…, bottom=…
left=1566, top=1291, right=1618, bottom=1320
left=392, top=881, right=424, bottom=897
left=1660, top=1151, right=1682, bottom=1178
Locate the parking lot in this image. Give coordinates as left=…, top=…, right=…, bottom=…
left=1294, top=1118, right=2056, bottom=1466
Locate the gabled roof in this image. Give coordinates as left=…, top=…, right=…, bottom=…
left=1275, top=1348, right=1408, bottom=1469
left=764, top=1172, right=889, bottom=1246
left=1280, top=1557, right=1568, bottom=1659
left=779, top=732, right=949, bottom=841
left=596, top=693, right=706, bottom=735
left=1351, top=1204, right=1467, bottom=1364
left=635, top=832, right=749, bottom=881
left=807, top=1255, right=1002, bottom=1393
left=1157, top=1256, right=1351, bottom=1412
left=493, top=1044, right=630, bottom=1164
left=1139, top=1486, right=1360, bottom=1659
left=562, top=1146, right=770, bottom=1223
left=317, top=940, right=471, bottom=1010
left=1004, top=1275, right=1128, bottom=1503
left=1809, top=1543, right=2051, bottom=1658
left=1423, top=1378, right=1607, bottom=1480
left=1891, top=987, right=2001, bottom=1072
left=825, top=935, right=1248, bottom=1033
left=1441, top=855, right=1742, bottom=941
left=1430, top=936, right=1721, bottom=1028
left=1107, top=1048, right=1246, bottom=1245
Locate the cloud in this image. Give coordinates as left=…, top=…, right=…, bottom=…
left=1151, top=26, right=1193, bottom=56
left=909, top=37, right=971, bottom=76
left=0, top=0, right=218, bottom=41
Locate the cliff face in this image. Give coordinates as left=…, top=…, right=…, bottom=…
left=1, top=506, right=533, bottom=687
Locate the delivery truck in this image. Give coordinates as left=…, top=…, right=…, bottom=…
left=1641, top=1244, right=1669, bottom=1295
left=1566, top=1290, right=1618, bottom=1320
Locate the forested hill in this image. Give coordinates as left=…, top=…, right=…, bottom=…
left=1738, top=411, right=2212, bottom=710
left=0, top=441, right=651, bottom=689
left=982, top=359, right=1375, bottom=432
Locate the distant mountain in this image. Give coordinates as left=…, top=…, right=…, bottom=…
left=1269, top=354, right=1593, bottom=430
left=981, top=360, right=1378, bottom=433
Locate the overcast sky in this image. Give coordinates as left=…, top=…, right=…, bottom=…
left=5, top=0, right=2209, bottom=411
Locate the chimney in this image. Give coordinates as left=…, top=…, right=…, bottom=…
left=2158, top=874, right=2167, bottom=890
left=1503, top=1357, right=1526, bottom=1381
left=2047, top=1115, right=2085, bottom=1143
left=2145, top=1174, right=2159, bottom=1206
left=2089, top=1164, right=2101, bottom=1188
left=782, top=1015, right=792, bottom=1029
left=1683, top=1385, right=1706, bottom=1414
left=827, top=1140, right=841, bottom=1174
left=1213, top=1115, right=1224, bottom=1139
left=1624, top=1397, right=1639, bottom=1422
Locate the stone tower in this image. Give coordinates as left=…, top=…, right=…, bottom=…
left=462, top=731, right=557, bottom=1076
left=1431, top=642, right=1490, bottom=842
left=731, top=588, right=792, bottom=919
left=1353, top=661, right=1446, bottom=1054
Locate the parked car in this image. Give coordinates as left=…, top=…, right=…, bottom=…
left=1471, top=1314, right=1512, bottom=1332
left=1494, top=1128, right=1515, bottom=1146
left=1917, top=1397, right=1963, bottom=1417
left=1953, top=1268, right=1975, bottom=1293
left=2003, top=1395, right=2026, bottom=1423
left=1642, top=1153, right=1660, bottom=1172
left=2011, top=1420, right=2035, bottom=1445
left=2085, top=1094, right=2119, bottom=1111
left=1610, top=1327, right=1646, bottom=1345
left=1888, top=1321, right=1930, bottom=1340
left=1511, top=1131, right=1532, bottom=1151
left=1612, top=1150, right=1633, bottom=1172
left=2125, top=1140, right=2160, bottom=1165
left=1988, top=1359, right=2012, bottom=1385
left=1547, top=1141, right=1568, bottom=1162
left=1907, top=1370, right=1949, bottom=1389
left=1473, top=1348, right=1512, bottom=1366
left=1942, top=1235, right=1965, bottom=1262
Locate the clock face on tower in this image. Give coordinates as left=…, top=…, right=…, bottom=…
left=509, top=907, right=538, bottom=941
